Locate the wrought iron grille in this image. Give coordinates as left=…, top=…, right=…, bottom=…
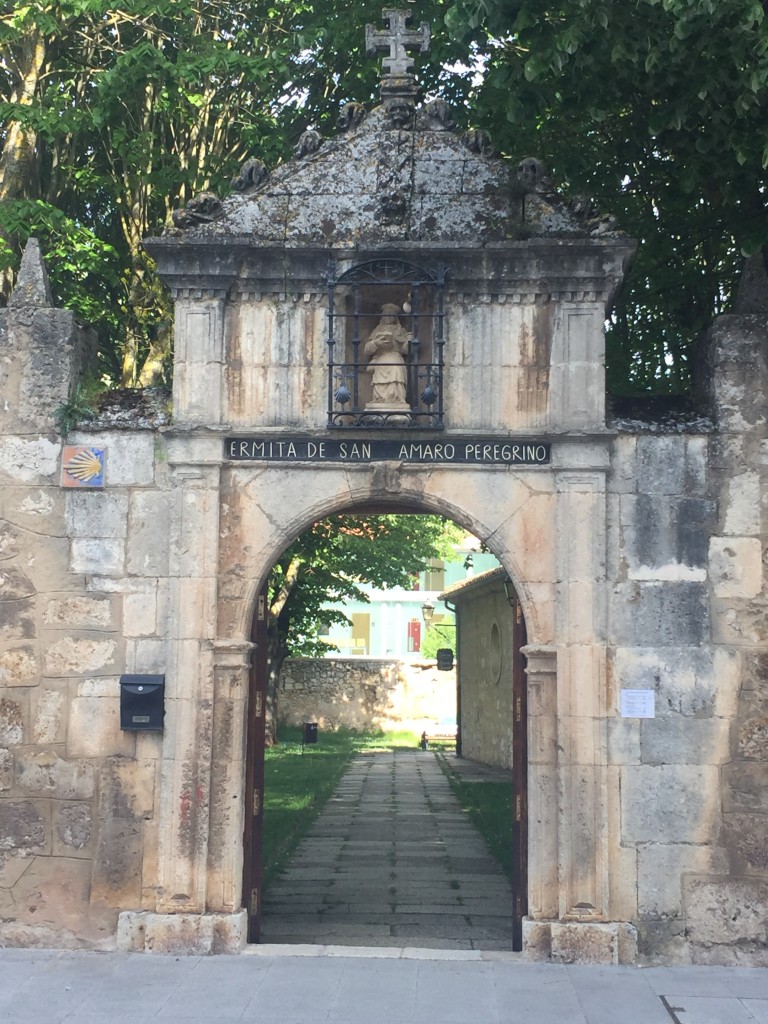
left=326, top=258, right=446, bottom=429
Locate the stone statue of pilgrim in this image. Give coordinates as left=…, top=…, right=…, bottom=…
left=364, top=303, right=412, bottom=411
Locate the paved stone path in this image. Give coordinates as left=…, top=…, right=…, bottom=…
left=261, top=749, right=516, bottom=949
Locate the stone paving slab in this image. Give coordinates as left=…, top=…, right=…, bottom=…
left=260, top=749, right=517, bottom=950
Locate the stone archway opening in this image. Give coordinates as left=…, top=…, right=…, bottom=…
left=241, top=502, right=530, bottom=952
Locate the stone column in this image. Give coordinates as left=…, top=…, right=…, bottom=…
left=155, top=463, right=220, bottom=914
left=555, top=468, right=610, bottom=923
left=172, top=292, right=227, bottom=426
left=206, top=639, right=253, bottom=914
left=523, top=643, right=558, bottom=926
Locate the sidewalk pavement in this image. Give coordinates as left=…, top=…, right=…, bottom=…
left=1, top=946, right=768, bottom=1024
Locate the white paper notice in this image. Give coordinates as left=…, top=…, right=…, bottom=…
left=620, top=689, right=655, bottom=719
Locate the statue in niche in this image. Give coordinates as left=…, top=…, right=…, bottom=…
left=364, top=303, right=412, bottom=411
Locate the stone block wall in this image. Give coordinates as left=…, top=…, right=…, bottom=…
left=0, top=256, right=171, bottom=946
left=607, top=313, right=768, bottom=964
left=0, top=423, right=170, bottom=946
left=278, top=657, right=456, bottom=735
left=452, top=581, right=515, bottom=769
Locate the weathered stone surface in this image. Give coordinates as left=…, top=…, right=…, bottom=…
left=522, top=919, right=552, bottom=961
left=723, top=470, right=761, bottom=535
left=636, top=917, right=689, bottom=964
left=117, top=910, right=247, bottom=954
left=709, top=537, right=763, bottom=598
left=0, top=437, right=60, bottom=483
left=0, top=521, right=22, bottom=560
left=0, top=697, right=24, bottom=745
left=737, top=715, right=768, bottom=761
left=621, top=765, right=720, bottom=843
left=634, top=436, right=687, bottom=494
left=0, top=748, right=13, bottom=790
left=609, top=582, right=709, bottom=646
left=723, top=814, right=768, bottom=873
left=43, top=636, right=116, bottom=676
left=0, top=567, right=36, bottom=601
left=0, top=645, right=39, bottom=687
left=723, top=763, right=768, bottom=814
left=639, top=716, right=731, bottom=766
left=3, top=486, right=65, bottom=531
left=123, top=589, right=158, bottom=637
left=623, top=495, right=714, bottom=577
left=612, top=647, right=739, bottom=719
left=68, top=690, right=135, bottom=758
left=90, top=758, right=145, bottom=905
left=3, top=856, right=95, bottom=936
left=684, top=876, right=768, bottom=949
left=0, top=800, right=50, bottom=853
left=8, top=238, right=53, bottom=308
left=66, top=491, right=128, bottom=539
left=54, top=802, right=93, bottom=855
left=70, top=538, right=125, bottom=575
left=125, top=638, right=165, bottom=673
left=127, top=493, right=171, bottom=575
left=44, top=596, right=113, bottom=628
left=638, top=844, right=729, bottom=917
left=31, top=686, right=65, bottom=744
left=0, top=597, right=36, bottom=641
left=550, top=922, right=620, bottom=965
left=16, top=751, right=95, bottom=799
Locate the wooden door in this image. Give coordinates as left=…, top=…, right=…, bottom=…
left=510, top=592, right=528, bottom=951
left=242, top=586, right=268, bottom=943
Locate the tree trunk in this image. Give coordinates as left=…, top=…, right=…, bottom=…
left=0, top=26, right=46, bottom=301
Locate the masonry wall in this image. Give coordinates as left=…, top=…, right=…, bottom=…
left=2, top=240, right=767, bottom=964
left=278, top=656, right=456, bottom=735
left=0, top=253, right=172, bottom=946
left=452, top=583, right=515, bottom=769
left=607, top=314, right=768, bottom=965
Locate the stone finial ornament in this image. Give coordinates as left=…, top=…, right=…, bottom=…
left=337, top=102, right=367, bottom=132
left=461, top=128, right=494, bottom=156
left=378, top=191, right=408, bottom=224
left=365, top=10, right=430, bottom=78
left=294, top=129, right=323, bottom=159
left=516, top=157, right=554, bottom=196
left=424, top=98, right=454, bottom=130
left=172, top=192, right=224, bottom=229
left=385, top=97, right=415, bottom=128
left=8, top=237, right=53, bottom=309
left=231, top=157, right=269, bottom=193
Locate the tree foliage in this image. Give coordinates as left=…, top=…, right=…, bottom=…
left=442, top=0, right=768, bottom=393
left=2, top=1, right=765, bottom=393
left=264, top=513, right=463, bottom=741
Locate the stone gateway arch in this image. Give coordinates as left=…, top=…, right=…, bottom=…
left=0, top=11, right=766, bottom=965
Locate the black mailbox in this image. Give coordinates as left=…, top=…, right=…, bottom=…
left=303, top=722, right=318, bottom=745
left=436, top=648, right=454, bottom=671
left=120, top=674, right=165, bottom=731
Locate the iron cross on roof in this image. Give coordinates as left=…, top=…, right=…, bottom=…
left=365, top=8, right=431, bottom=77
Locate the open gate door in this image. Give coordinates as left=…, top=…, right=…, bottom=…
left=511, top=591, right=529, bottom=951
left=243, top=586, right=268, bottom=943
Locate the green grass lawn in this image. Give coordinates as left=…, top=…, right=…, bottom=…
left=262, top=726, right=419, bottom=890
left=438, top=766, right=514, bottom=879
